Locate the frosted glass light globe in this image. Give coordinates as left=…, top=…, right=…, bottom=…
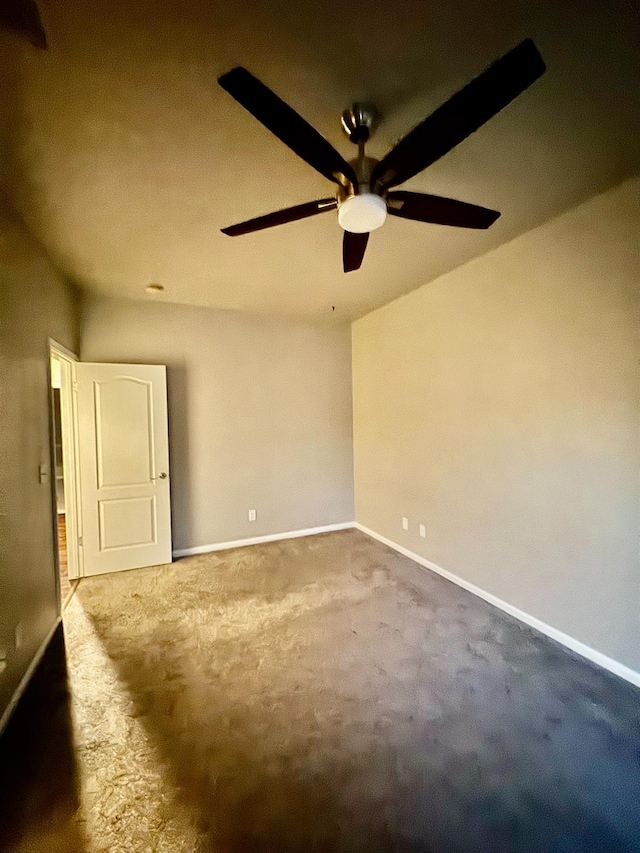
left=338, top=192, right=387, bottom=233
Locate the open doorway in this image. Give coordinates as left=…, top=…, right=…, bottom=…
left=49, top=341, right=81, bottom=607
left=47, top=349, right=172, bottom=583
left=51, top=379, right=70, bottom=599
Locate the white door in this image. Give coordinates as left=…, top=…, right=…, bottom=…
left=76, top=363, right=172, bottom=576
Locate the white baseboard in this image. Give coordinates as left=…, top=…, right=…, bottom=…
left=0, top=616, right=62, bottom=737
left=173, top=522, right=355, bottom=558
left=354, top=523, right=640, bottom=690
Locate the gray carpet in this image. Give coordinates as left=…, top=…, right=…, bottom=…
left=58, top=529, right=639, bottom=852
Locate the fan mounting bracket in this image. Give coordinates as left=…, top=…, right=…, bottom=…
left=341, top=103, right=379, bottom=145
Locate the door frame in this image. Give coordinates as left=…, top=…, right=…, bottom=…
left=48, top=340, right=83, bottom=601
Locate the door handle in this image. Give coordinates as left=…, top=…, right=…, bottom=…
left=159, top=472, right=167, bottom=479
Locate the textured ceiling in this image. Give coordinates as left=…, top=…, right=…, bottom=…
left=1, top=0, right=638, bottom=320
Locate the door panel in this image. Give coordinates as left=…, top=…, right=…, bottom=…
left=95, top=377, right=153, bottom=486
left=76, top=363, right=172, bottom=576
left=98, top=496, right=156, bottom=550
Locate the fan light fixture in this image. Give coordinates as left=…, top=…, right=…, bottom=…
left=338, top=193, right=387, bottom=233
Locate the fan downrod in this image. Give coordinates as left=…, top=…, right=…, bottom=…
left=341, top=103, right=379, bottom=145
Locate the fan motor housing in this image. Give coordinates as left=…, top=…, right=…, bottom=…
left=338, top=156, right=378, bottom=197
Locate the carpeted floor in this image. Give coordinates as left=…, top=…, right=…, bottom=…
left=4, top=529, right=640, bottom=852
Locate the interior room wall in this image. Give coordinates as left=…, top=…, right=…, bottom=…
left=0, top=197, right=78, bottom=727
left=80, top=297, right=354, bottom=552
left=352, top=176, right=640, bottom=673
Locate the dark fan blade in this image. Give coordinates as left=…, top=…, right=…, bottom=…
left=387, top=191, right=500, bottom=229
left=371, top=39, right=545, bottom=191
left=218, top=67, right=357, bottom=189
left=0, top=0, right=47, bottom=48
left=221, top=198, right=337, bottom=236
left=343, top=231, right=369, bottom=272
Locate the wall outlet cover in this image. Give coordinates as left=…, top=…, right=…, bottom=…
left=402, top=517, right=409, bottom=530
left=419, top=524, right=426, bottom=538
left=248, top=509, right=257, bottom=522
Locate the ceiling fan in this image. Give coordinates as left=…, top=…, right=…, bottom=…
left=219, top=39, right=545, bottom=272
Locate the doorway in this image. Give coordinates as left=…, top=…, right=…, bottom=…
left=49, top=341, right=81, bottom=607
left=48, top=349, right=172, bottom=586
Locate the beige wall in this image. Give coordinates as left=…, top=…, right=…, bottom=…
left=81, top=298, right=354, bottom=551
left=352, top=177, right=640, bottom=672
left=0, top=199, right=78, bottom=725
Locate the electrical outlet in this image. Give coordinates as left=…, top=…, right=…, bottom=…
left=14, top=623, right=24, bottom=650
left=248, top=509, right=257, bottom=522
left=0, top=649, right=7, bottom=676
left=402, top=517, right=409, bottom=531
left=419, top=524, right=426, bottom=538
